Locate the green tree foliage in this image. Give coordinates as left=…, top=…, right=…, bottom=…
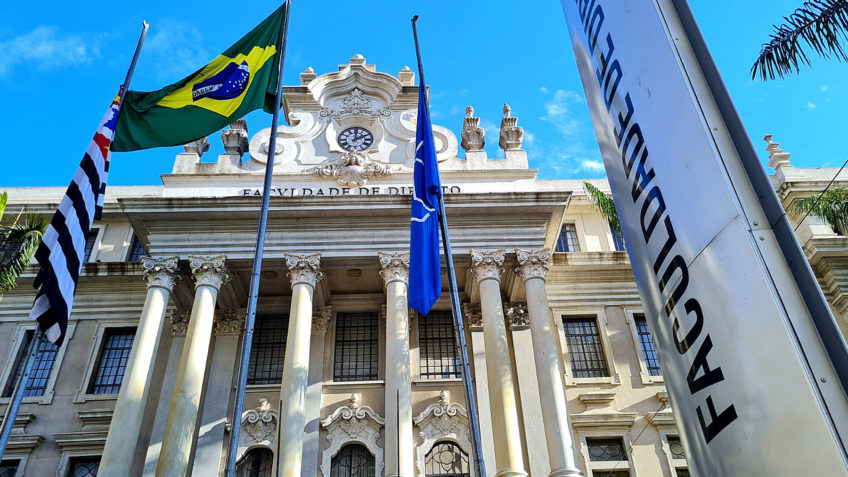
left=793, top=187, right=848, bottom=235
left=752, top=0, right=848, bottom=80
left=583, top=182, right=621, bottom=234
left=0, top=192, right=48, bottom=300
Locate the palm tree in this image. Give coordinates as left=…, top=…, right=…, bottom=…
left=752, top=0, right=848, bottom=80
left=793, top=187, right=848, bottom=235
left=0, top=192, right=48, bottom=300
left=583, top=182, right=621, bottom=234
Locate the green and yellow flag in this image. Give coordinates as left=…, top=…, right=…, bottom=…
left=112, top=4, right=287, bottom=152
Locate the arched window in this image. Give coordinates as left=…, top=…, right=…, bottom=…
left=330, top=444, right=375, bottom=477
left=236, top=448, right=273, bottom=477
left=425, top=441, right=470, bottom=477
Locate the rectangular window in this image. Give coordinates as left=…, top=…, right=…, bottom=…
left=88, top=328, right=135, bottom=394
left=586, top=437, right=629, bottom=476
left=555, top=224, right=580, bottom=252
left=635, top=315, right=661, bottom=376
left=592, top=472, right=629, bottom=477
left=67, top=457, right=100, bottom=477
left=419, top=310, right=461, bottom=379
left=83, top=228, right=100, bottom=263
left=563, top=317, right=609, bottom=378
left=247, top=314, right=288, bottom=385
left=676, top=470, right=690, bottom=477
left=611, top=224, right=625, bottom=251
left=667, top=436, right=685, bottom=460
left=126, top=235, right=145, bottom=263
left=0, top=460, right=19, bottom=477
left=3, top=330, right=59, bottom=398
left=333, top=312, right=378, bottom=382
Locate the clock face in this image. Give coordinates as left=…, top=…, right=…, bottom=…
left=337, top=127, right=374, bottom=151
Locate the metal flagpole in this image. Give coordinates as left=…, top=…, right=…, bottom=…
left=411, top=15, right=487, bottom=477
left=225, top=2, right=291, bottom=475
left=0, top=20, right=149, bottom=460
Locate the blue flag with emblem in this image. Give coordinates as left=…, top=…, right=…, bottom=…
left=409, top=83, right=442, bottom=315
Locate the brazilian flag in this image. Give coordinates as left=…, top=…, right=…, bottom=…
left=112, top=4, right=287, bottom=152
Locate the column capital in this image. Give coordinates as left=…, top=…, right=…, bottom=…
left=505, top=302, right=529, bottom=329
left=141, top=256, right=180, bottom=291
left=214, top=308, right=246, bottom=335
left=514, top=248, right=551, bottom=281
left=188, top=255, right=230, bottom=291
left=469, top=249, right=506, bottom=283
left=378, top=251, right=410, bottom=286
left=462, top=302, right=483, bottom=330
left=169, top=310, right=190, bottom=336
left=285, top=253, right=323, bottom=288
left=312, top=306, right=333, bottom=334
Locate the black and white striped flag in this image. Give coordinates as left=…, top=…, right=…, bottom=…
left=30, top=93, right=121, bottom=345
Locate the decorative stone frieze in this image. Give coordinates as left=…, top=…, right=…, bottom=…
left=236, top=397, right=278, bottom=462
left=141, top=256, right=180, bottom=291
left=505, top=302, right=529, bottom=328
left=378, top=251, right=410, bottom=285
left=469, top=249, right=506, bottom=283
left=514, top=248, right=552, bottom=281
left=221, top=120, right=249, bottom=156
left=319, top=87, right=391, bottom=119
left=320, top=394, right=385, bottom=477
left=462, top=302, right=483, bottom=329
left=313, top=306, right=333, bottom=334
left=460, top=105, right=485, bottom=152
left=285, top=253, right=323, bottom=288
left=498, top=103, right=524, bottom=151
left=188, top=255, right=230, bottom=291
left=183, top=136, right=210, bottom=157
left=214, top=308, right=246, bottom=335
left=307, top=150, right=394, bottom=186
left=414, top=391, right=473, bottom=477
left=169, top=310, right=190, bottom=336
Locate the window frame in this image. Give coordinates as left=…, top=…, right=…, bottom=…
left=659, top=433, right=689, bottom=477
left=0, top=456, right=27, bottom=477
left=609, top=223, right=626, bottom=252
left=624, top=309, right=664, bottom=385
left=578, top=434, right=636, bottom=477
left=555, top=222, right=583, bottom=253
left=331, top=310, right=382, bottom=383
left=0, top=323, right=75, bottom=406
left=246, top=313, right=289, bottom=386
left=124, top=233, right=146, bottom=263
left=57, top=454, right=101, bottom=477
left=74, top=321, right=137, bottom=403
left=83, top=227, right=104, bottom=264
left=416, top=310, right=462, bottom=381
left=556, top=308, right=621, bottom=386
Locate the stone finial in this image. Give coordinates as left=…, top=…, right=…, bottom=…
left=505, top=302, right=529, bottom=328
left=764, top=134, right=793, bottom=171
left=469, top=249, right=506, bottom=283
left=348, top=393, right=361, bottom=409
left=214, top=308, right=246, bottom=335
left=460, top=105, right=485, bottom=152
left=462, top=302, right=483, bottom=329
left=183, top=136, right=210, bottom=157
left=398, top=66, right=415, bottom=85
left=378, top=251, right=410, bottom=286
left=312, top=306, right=333, bottom=334
left=221, top=120, right=249, bottom=156
left=285, top=253, right=323, bottom=288
left=514, top=248, right=552, bottom=281
left=188, top=255, right=230, bottom=291
left=499, top=103, right=524, bottom=150
left=438, top=390, right=450, bottom=406
left=141, top=256, right=180, bottom=291
left=300, top=66, right=317, bottom=85
left=350, top=54, right=366, bottom=65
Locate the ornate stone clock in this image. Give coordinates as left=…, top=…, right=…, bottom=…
left=337, top=127, right=374, bottom=151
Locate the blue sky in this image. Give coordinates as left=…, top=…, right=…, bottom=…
left=0, top=1, right=844, bottom=187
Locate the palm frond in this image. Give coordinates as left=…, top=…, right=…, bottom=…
left=792, top=187, right=848, bottom=235
left=752, top=0, right=848, bottom=80
left=0, top=192, right=6, bottom=222
left=0, top=210, right=47, bottom=296
left=583, top=182, right=621, bottom=234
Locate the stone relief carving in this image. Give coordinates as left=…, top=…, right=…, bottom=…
left=505, top=302, right=529, bottom=328
left=515, top=248, right=552, bottom=281
left=214, top=308, right=246, bottom=335
left=221, top=119, right=249, bottom=156
left=462, top=302, right=483, bottom=329
left=141, top=256, right=180, bottom=291
left=414, top=391, right=474, bottom=477
left=460, top=106, right=485, bottom=152
left=307, top=150, right=395, bottom=186
left=285, top=253, right=323, bottom=288
left=498, top=103, right=524, bottom=150
left=319, top=88, right=391, bottom=119
left=378, top=251, right=410, bottom=285
left=313, top=306, right=333, bottom=334
left=469, top=249, right=506, bottom=283
left=320, top=394, right=385, bottom=477
left=169, top=310, right=190, bottom=336
left=236, top=397, right=277, bottom=462
left=183, top=136, right=210, bottom=156
left=188, top=255, right=230, bottom=291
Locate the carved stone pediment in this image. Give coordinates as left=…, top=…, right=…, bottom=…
left=236, top=398, right=277, bottom=462
left=414, top=391, right=474, bottom=477
left=319, top=88, right=391, bottom=119
left=307, top=150, right=395, bottom=186
left=321, top=395, right=385, bottom=477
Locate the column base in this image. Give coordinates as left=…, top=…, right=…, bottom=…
left=495, top=469, right=528, bottom=477
left=550, top=466, right=585, bottom=477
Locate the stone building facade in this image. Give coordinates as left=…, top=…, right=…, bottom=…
left=1, top=55, right=845, bottom=477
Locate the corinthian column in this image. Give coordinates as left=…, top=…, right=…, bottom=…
left=470, top=249, right=528, bottom=477
left=156, top=255, right=229, bottom=477
left=379, top=252, right=414, bottom=477
left=100, top=257, right=179, bottom=477
left=276, top=253, right=323, bottom=477
left=515, top=249, right=583, bottom=477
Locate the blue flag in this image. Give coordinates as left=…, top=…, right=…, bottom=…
left=409, top=84, right=442, bottom=315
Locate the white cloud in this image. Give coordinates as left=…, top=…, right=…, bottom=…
left=821, top=85, right=829, bottom=92
left=144, top=21, right=210, bottom=80
left=541, top=89, right=583, bottom=137
left=0, top=26, right=98, bottom=77
left=808, top=101, right=817, bottom=109
left=525, top=133, right=536, bottom=145
left=539, top=86, right=548, bottom=93
left=580, top=160, right=605, bottom=172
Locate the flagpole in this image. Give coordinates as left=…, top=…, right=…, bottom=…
left=225, top=2, right=291, bottom=475
left=0, top=20, right=149, bottom=460
left=412, top=15, right=487, bottom=477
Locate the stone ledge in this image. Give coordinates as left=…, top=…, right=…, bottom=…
left=577, top=392, right=616, bottom=409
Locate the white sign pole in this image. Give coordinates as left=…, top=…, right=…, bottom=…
left=560, top=0, right=848, bottom=474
